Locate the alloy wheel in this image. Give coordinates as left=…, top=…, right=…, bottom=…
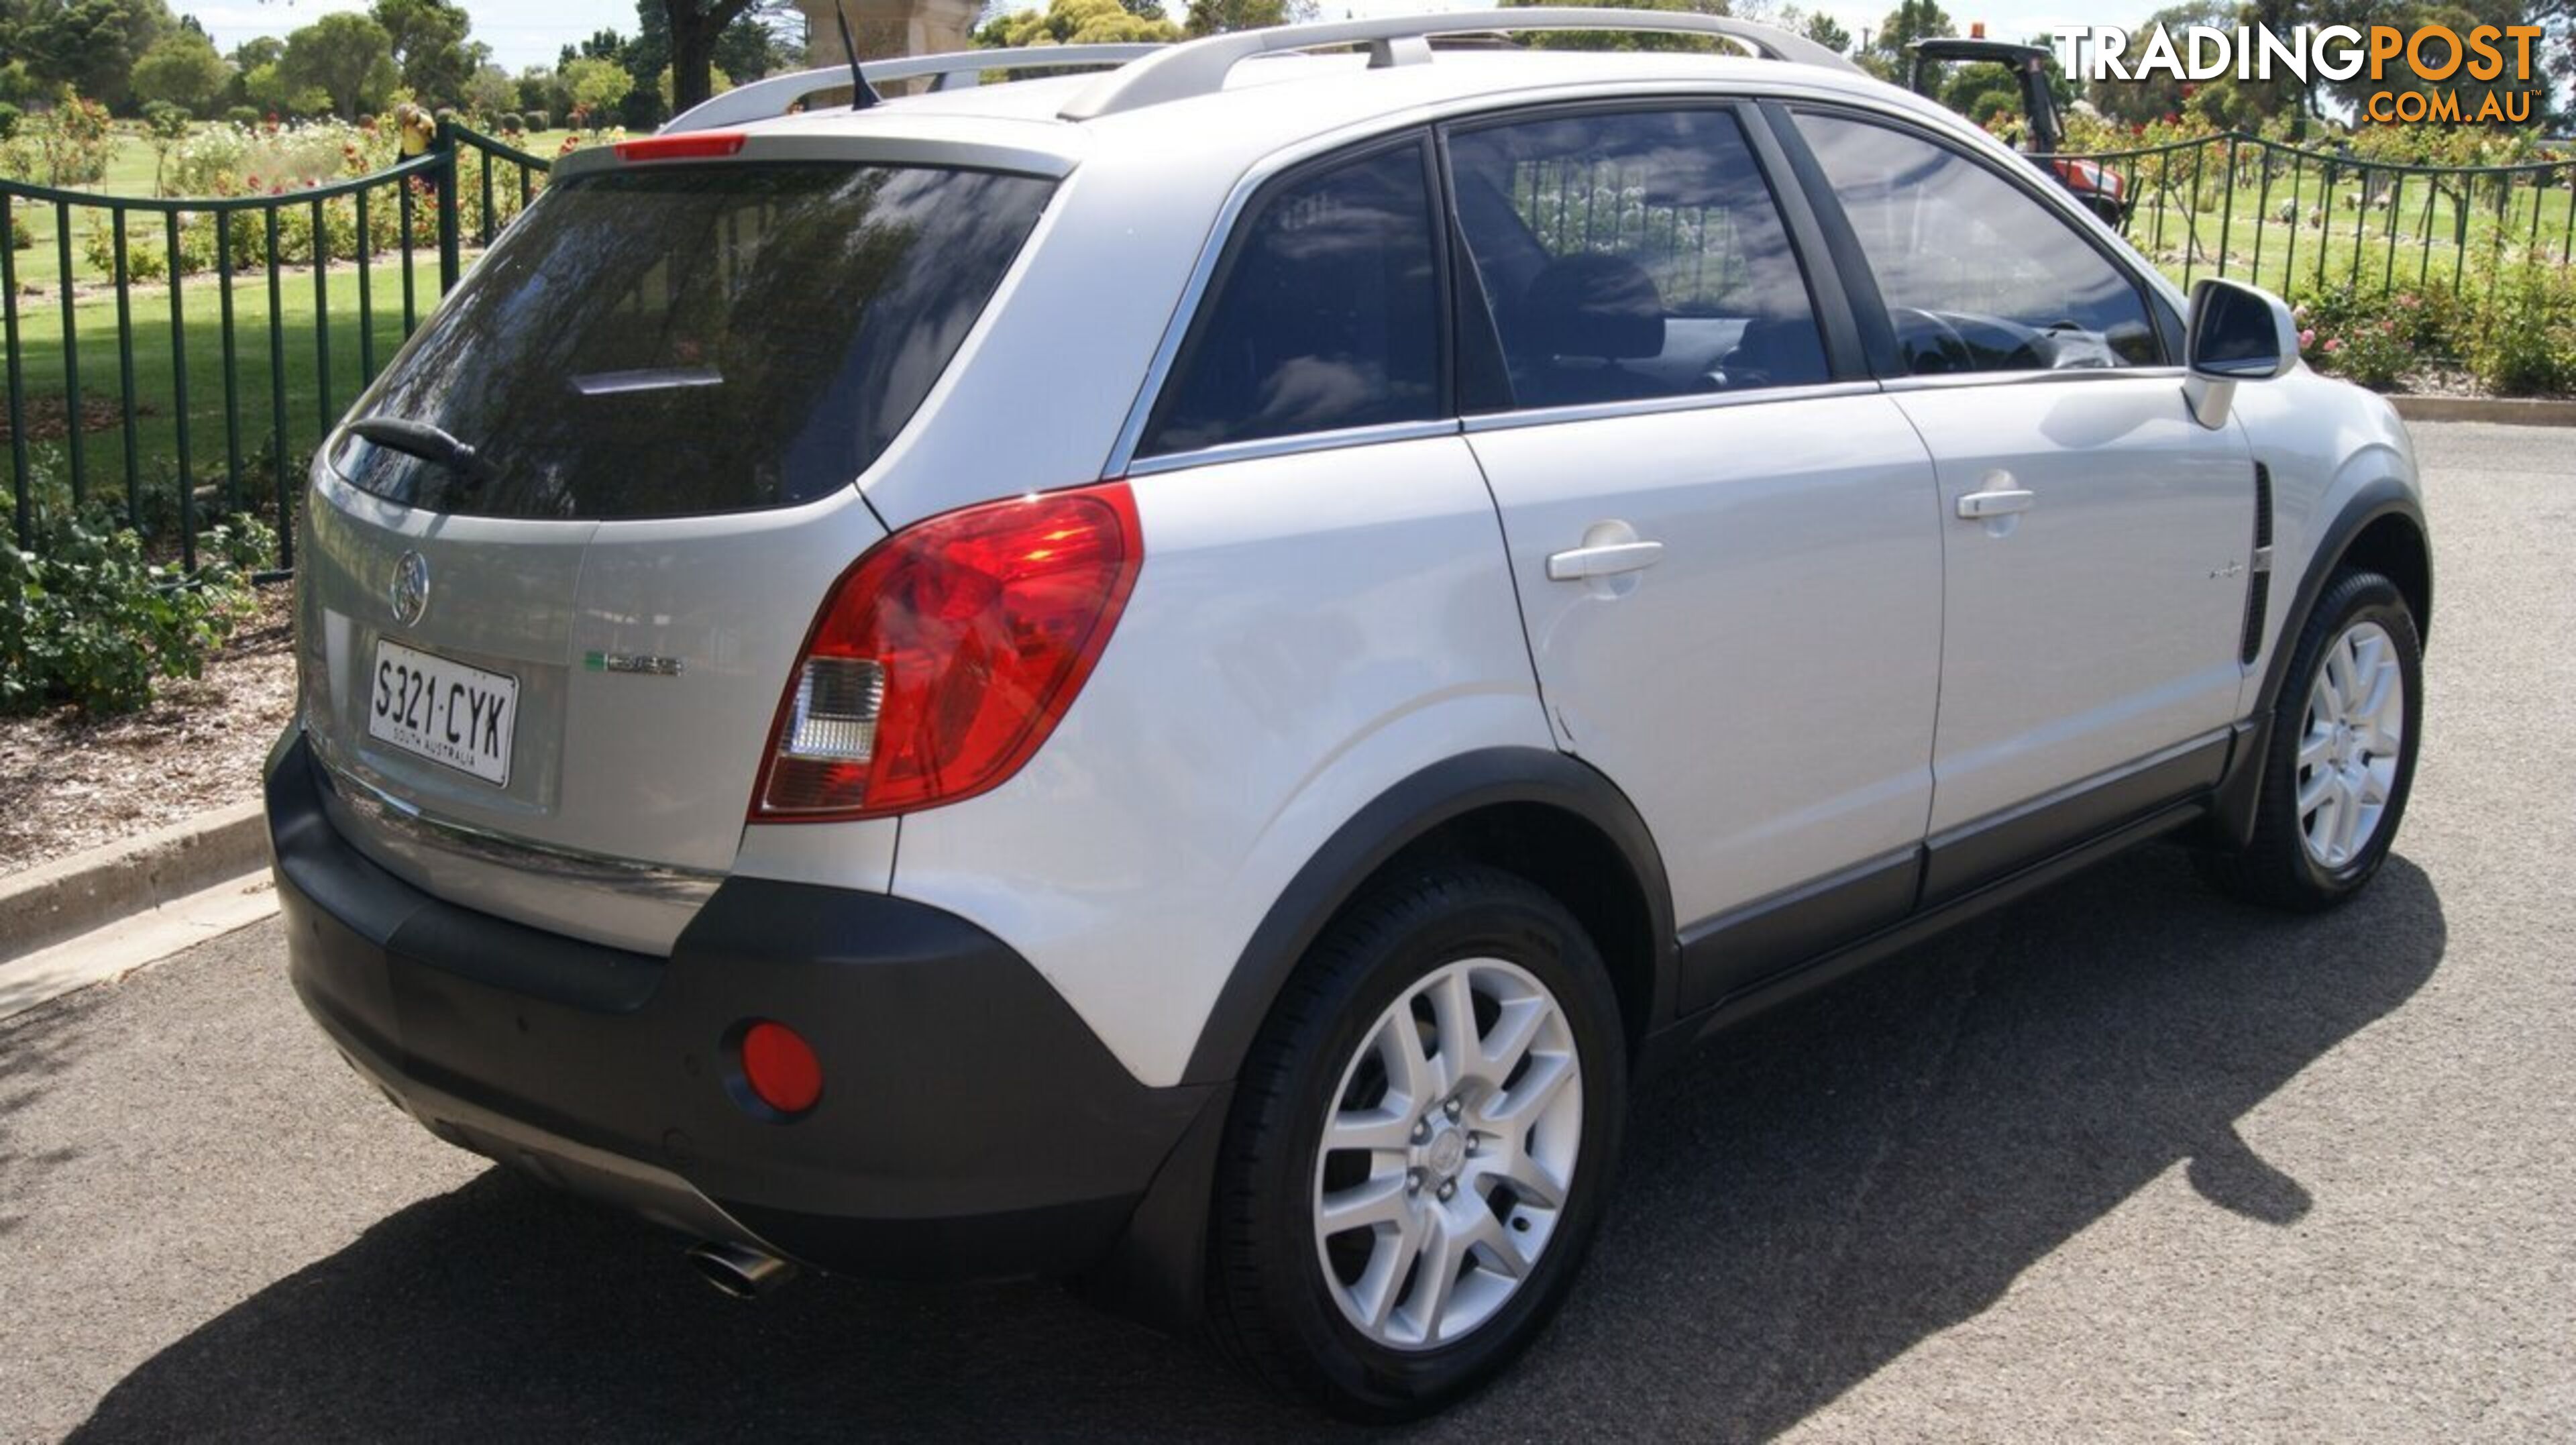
left=1309, top=957, right=1583, bottom=1350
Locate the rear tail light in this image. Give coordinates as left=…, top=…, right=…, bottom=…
left=751, top=482, right=1142, bottom=821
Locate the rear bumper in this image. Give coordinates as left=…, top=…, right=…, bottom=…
left=266, top=734, right=1216, bottom=1280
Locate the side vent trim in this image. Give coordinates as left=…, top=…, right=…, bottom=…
left=2239, top=462, right=2273, bottom=665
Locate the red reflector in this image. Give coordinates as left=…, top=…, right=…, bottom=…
left=615, top=132, right=747, bottom=162
left=739, top=1021, right=822, bottom=1115
left=751, top=482, right=1143, bottom=822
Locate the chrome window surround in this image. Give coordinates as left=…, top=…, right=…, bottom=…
left=1104, top=78, right=1892, bottom=480
left=1102, top=78, right=2210, bottom=481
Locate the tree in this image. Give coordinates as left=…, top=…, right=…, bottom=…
left=131, top=28, right=229, bottom=115
left=657, top=61, right=731, bottom=108
left=1184, top=0, right=1317, bottom=36
left=1858, top=0, right=1953, bottom=89
left=658, top=1, right=759, bottom=113
left=979, top=0, right=1183, bottom=46
left=283, top=11, right=399, bottom=119
left=462, top=62, right=517, bottom=117
left=1498, top=0, right=1747, bottom=53
left=13, top=0, right=178, bottom=112
left=372, top=0, right=482, bottom=107
left=1798, top=9, right=1852, bottom=54
left=563, top=54, right=633, bottom=129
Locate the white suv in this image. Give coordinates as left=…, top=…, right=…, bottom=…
left=266, top=10, right=2430, bottom=1419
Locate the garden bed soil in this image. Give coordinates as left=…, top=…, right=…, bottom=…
left=0, top=584, right=293, bottom=875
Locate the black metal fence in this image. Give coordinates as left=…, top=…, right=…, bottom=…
left=2041, top=130, right=2576, bottom=302
left=1, top=123, right=550, bottom=574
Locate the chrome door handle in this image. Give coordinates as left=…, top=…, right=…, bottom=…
left=1956, top=488, right=2035, bottom=520
left=1547, top=540, right=1665, bottom=582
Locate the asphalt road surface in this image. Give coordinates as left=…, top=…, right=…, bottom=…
left=5, top=421, right=2569, bottom=1442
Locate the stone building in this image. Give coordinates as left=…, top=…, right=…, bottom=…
left=797, top=0, right=985, bottom=64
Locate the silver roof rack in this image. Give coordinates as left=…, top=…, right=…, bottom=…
left=663, top=45, right=1165, bottom=133
left=1057, top=8, right=1860, bottom=121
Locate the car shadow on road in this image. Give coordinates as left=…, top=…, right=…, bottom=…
left=68, top=847, right=2445, bottom=1442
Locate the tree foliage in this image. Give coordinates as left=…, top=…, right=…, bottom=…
left=131, top=27, right=229, bottom=114
left=3, top=0, right=178, bottom=111
left=979, top=0, right=1184, bottom=46
left=282, top=11, right=400, bottom=120
left=373, top=0, right=484, bottom=108
left=1185, top=0, right=1316, bottom=37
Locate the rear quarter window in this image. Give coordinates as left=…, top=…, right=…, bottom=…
left=1138, top=142, right=1444, bottom=458
left=331, top=162, right=1055, bottom=519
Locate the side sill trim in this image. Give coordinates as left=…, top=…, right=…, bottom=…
left=1921, top=731, right=2231, bottom=903
left=1643, top=796, right=2210, bottom=1074
left=1674, top=847, right=1921, bottom=1015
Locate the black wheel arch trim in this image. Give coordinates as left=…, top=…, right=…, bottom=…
left=2208, top=476, right=2430, bottom=850
left=1177, top=746, right=1677, bottom=1086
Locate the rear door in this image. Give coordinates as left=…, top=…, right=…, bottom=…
left=297, top=158, right=1057, bottom=950
left=1780, top=107, right=2254, bottom=895
left=1446, top=103, right=1945, bottom=1011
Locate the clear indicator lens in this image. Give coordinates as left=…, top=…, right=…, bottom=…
left=784, top=658, right=883, bottom=763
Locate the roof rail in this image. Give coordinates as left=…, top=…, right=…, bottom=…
left=1057, top=7, right=1860, bottom=121
left=663, top=45, right=1167, bottom=133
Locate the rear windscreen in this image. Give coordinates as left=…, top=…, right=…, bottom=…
left=329, top=163, right=1055, bottom=519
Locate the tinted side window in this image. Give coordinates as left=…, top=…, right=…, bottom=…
left=1447, top=107, right=1828, bottom=410
left=1793, top=111, right=2160, bottom=374
left=1140, top=144, right=1442, bottom=457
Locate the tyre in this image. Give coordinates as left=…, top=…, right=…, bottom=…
left=1208, top=864, right=1627, bottom=1420
left=2202, top=568, right=2422, bottom=910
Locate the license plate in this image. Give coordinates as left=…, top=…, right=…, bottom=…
left=367, top=639, right=519, bottom=787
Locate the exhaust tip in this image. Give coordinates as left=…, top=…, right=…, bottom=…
left=687, top=1240, right=800, bottom=1301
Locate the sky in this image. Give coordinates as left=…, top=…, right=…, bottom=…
left=191, top=0, right=2100, bottom=75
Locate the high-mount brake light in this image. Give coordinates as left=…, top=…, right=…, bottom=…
left=751, top=482, right=1142, bottom=822
left=614, top=132, right=747, bottom=162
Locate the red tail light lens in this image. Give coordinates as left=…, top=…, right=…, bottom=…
left=752, top=482, right=1142, bottom=821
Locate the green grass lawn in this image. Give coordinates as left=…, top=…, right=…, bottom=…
left=9, top=254, right=447, bottom=524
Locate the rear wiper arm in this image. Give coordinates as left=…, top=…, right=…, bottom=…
left=345, top=416, right=496, bottom=491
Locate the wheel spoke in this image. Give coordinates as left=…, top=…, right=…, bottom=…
left=2359, top=755, right=2398, bottom=806
left=1325, top=1106, right=1417, bottom=1155
left=2330, top=774, right=2367, bottom=859
left=1458, top=1205, right=1536, bottom=1281
left=1479, top=994, right=1548, bottom=1077
left=2322, top=646, right=2355, bottom=719
left=2297, top=767, right=2338, bottom=819
left=1353, top=1206, right=1426, bottom=1332
left=1428, top=967, right=1478, bottom=1093
left=1485, top=1051, right=1576, bottom=1128
left=1378, top=1012, right=1441, bottom=1112
left=1407, top=1216, right=1469, bottom=1344
left=1318, top=1171, right=1412, bottom=1236
left=1495, top=1147, right=1569, bottom=1211
left=2296, top=727, right=2334, bottom=769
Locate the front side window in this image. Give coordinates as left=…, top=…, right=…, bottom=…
left=1139, top=143, right=1442, bottom=457
left=1792, top=111, right=2159, bottom=374
left=1447, top=107, right=1829, bottom=409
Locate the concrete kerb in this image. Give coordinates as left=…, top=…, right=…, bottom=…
left=2388, top=394, right=2576, bottom=426
left=0, top=802, right=272, bottom=963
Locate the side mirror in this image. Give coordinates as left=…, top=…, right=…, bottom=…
left=2183, top=278, right=2299, bottom=428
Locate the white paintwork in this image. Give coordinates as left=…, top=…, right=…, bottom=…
left=888, top=439, right=1552, bottom=1086
left=1894, top=375, right=2255, bottom=833
left=1466, top=392, right=1943, bottom=926
left=289, top=21, right=2426, bottom=1085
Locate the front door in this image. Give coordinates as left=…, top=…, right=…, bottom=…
left=1785, top=108, right=2255, bottom=887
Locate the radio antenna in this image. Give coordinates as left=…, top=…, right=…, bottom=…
left=835, top=5, right=882, bottom=111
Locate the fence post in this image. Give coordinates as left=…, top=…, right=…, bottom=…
left=434, top=120, right=463, bottom=296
